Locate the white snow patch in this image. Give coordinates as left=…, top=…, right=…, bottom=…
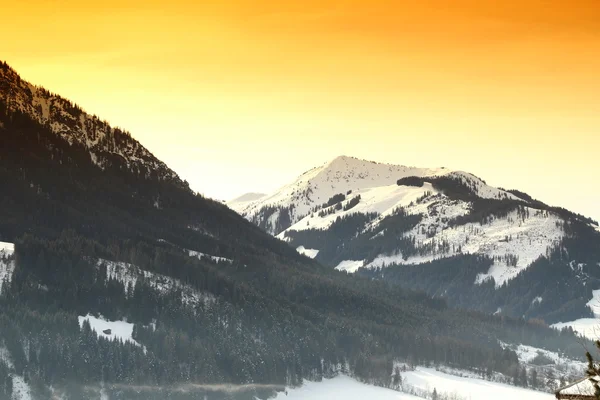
left=227, top=192, right=268, bottom=212
left=587, top=289, right=600, bottom=316
left=296, top=246, right=319, bottom=259
left=499, top=342, right=585, bottom=376
left=559, top=378, right=596, bottom=396
left=402, top=367, right=552, bottom=400
left=78, top=314, right=139, bottom=346
left=12, top=375, right=33, bottom=400
left=0, top=345, right=32, bottom=400
left=335, top=260, right=365, bottom=273
left=0, top=346, right=14, bottom=369
left=281, top=183, right=439, bottom=235
left=552, top=319, right=600, bottom=340
left=515, top=344, right=577, bottom=366
left=532, top=297, right=543, bottom=305
left=0, top=259, right=15, bottom=295
left=551, top=289, right=600, bottom=340
left=187, top=249, right=233, bottom=264
left=275, top=368, right=553, bottom=400
left=0, top=242, right=15, bottom=294
left=272, top=375, right=419, bottom=400
left=0, top=241, right=14, bottom=255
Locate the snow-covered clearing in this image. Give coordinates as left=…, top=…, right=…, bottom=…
left=78, top=314, right=139, bottom=346
left=552, top=319, right=600, bottom=340
left=296, top=246, right=319, bottom=258
left=402, top=367, right=552, bottom=400
left=335, top=260, right=366, bottom=273
left=272, top=375, right=419, bottom=400
left=0, top=241, right=14, bottom=255
left=551, top=289, right=600, bottom=340
left=273, top=367, right=553, bottom=400
left=499, top=343, right=585, bottom=376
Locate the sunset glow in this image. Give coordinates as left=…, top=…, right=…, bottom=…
left=3, top=0, right=599, bottom=220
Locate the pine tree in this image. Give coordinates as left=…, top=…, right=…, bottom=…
left=586, top=343, right=600, bottom=398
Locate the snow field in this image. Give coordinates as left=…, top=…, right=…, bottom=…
left=78, top=314, right=140, bottom=346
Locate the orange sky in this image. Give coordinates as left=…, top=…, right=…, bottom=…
left=2, top=0, right=599, bottom=221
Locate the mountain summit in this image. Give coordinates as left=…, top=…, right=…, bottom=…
left=229, top=155, right=522, bottom=235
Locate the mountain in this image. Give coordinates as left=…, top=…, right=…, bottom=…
left=0, top=62, right=587, bottom=399
left=228, top=192, right=268, bottom=211
left=230, top=155, right=600, bottom=324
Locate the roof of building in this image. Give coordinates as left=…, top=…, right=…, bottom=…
left=556, top=377, right=599, bottom=399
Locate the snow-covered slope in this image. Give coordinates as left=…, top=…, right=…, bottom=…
left=366, top=206, right=563, bottom=287
left=273, top=375, right=420, bottom=400
left=0, top=344, right=33, bottom=400
left=228, top=192, right=268, bottom=212
left=0, top=241, right=15, bottom=294
left=551, top=289, right=600, bottom=339
left=401, top=367, right=552, bottom=400
left=273, top=368, right=553, bottom=400
left=78, top=314, right=140, bottom=346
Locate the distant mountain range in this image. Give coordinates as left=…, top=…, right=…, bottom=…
left=229, top=155, right=600, bottom=324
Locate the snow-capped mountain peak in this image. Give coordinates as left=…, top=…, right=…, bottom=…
left=229, top=155, right=600, bottom=324
left=229, top=155, right=521, bottom=235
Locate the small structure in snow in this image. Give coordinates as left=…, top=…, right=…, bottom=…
left=103, top=329, right=112, bottom=335
left=555, top=377, right=598, bottom=399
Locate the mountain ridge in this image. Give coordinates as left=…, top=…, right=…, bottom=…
left=229, top=155, right=600, bottom=324
left=0, top=61, right=183, bottom=187
left=228, top=155, right=532, bottom=235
